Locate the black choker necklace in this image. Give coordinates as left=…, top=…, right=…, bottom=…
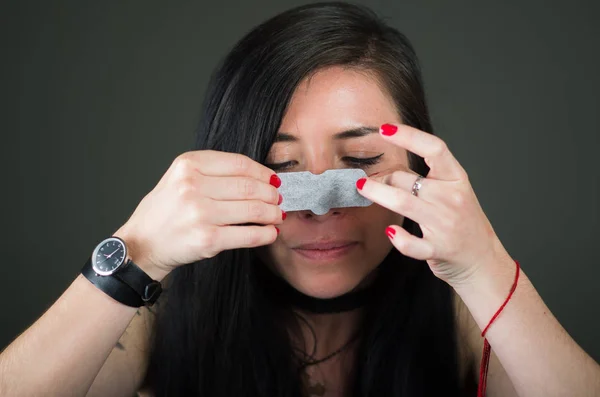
left=255, top=256, right=388, bottom=314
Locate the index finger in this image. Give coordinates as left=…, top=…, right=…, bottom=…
left=379, top=123, right=467, bottom=181
left=369, top=164, right=418, bottom=185
left=178, top=150, right=281, bottom=186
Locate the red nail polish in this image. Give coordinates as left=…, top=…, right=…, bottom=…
left=278, top=194, right=283, bottom=205
left=270, top=174, right=281, bottom=188
left=380, top=124, right=398, bottom=136
left=275, top=227, right=280, bottom=235
left=385, top=226, right=396, bottom=239
left=282, top=211, right=286, bottom=220
left=356, top=178, right=366, bottom=190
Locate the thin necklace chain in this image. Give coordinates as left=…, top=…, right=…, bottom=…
left=297, top=332, right=360, bottom=369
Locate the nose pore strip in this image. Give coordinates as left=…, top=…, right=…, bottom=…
left=276, top=168, right=373, bottom=215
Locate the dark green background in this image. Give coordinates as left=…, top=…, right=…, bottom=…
left=3, top=0, right=599, bottom=363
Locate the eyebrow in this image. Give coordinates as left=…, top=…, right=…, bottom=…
left=274, top=126, right=379, bottom=143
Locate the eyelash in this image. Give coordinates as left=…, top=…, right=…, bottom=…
left=266, top=154, right=383, bottom=171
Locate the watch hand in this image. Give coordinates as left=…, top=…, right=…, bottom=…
left=96, top=256, right=109, bottom=266
left=97, top=250, right=120, bottom=265
left=105, top=247, right=120, bottom=258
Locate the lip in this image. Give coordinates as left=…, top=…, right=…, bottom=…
left=293, top=241, right=358, bottom=261
left=295, top=240, right=357, bottom=250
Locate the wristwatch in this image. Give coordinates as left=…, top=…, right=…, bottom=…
left=82, top=236, right=162, bottom=306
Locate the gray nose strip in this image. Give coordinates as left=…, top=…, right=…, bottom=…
left=276, top=168, right=373, bottom=215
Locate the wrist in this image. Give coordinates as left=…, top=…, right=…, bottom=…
left=451, top=236, right=512, bottom=289
left=113, top=227, right=170, bottom=282
left=452, top=240, right=519, bottom=330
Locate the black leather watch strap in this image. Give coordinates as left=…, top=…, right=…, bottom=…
left=113, top=260, right=162, bottom=305
left=81, top=258, right=144, bottom=307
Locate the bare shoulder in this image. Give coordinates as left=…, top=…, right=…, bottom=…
left=452, top=290, right=518, bottom=397
left=86, top=304, right=157, bottom=397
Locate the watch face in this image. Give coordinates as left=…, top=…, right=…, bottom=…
left=91, top=237, right=127, bottom=276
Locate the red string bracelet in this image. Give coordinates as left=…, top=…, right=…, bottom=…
left=477, top=259, right=520, bottom=397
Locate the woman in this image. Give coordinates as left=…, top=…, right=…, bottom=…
left=1, top=2, right=598, bottom=396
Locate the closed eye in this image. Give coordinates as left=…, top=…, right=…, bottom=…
left=266, top=153, right=384, bottom=171
left=344, top=153, right=384, bottom=167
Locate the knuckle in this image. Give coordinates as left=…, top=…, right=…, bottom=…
left=427, top=245, right=438, bottom=259
left=432, top=141, right=448, bottom=157
left=449, top=190, right=466, bottom=207
left=272, top=206, right=282, bottom=223
left=394, top=235, right=409, bottom=251
left=195, top=227, right=217, bottom=256
left=233, top=154, right=249, bottom=173
left=173, top=152, right=192, bottom=168
left=447, top=218, right=458, bottom=233
left=172, top=153, right=195, bottom=177
left=247, top=201, right=264, bottom=219
left=175, top=176, right=196, bottom=197
left=442, top=213, right=460, bottom=233
left=243, top=228, right=262, bottom=247
left=238, top=178, right=255, bottom=198
left=189, top=202, right=209, bottom=224
left=461, top=169, right=470, bottom=182
left=389, top=171, right=402, bottom=186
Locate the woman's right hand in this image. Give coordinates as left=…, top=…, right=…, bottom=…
left=113, top=150, right=284, bottom=281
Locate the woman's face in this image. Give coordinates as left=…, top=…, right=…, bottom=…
left=258, top=66, right=409, bottom=298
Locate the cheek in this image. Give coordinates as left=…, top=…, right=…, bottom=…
left=352, top=204, right=404, bottom=256
left=359, top=202, right=404, bottom=230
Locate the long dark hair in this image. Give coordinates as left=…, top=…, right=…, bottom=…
left=146, top=2, right=465, bottom=396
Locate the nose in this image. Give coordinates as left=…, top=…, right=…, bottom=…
left=294, top=156, right=345, bottom=221
left=298, top=207, right=344, bottom=222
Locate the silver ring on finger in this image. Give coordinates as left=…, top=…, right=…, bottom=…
left=411, top=175, right=424, bottom=197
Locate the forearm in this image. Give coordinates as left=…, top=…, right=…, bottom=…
left=0, top=274, right=138, bottom=397
left=454, top=242, right=600, bottom=397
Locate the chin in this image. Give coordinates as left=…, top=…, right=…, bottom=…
left=289, top=268, right=367, bottom=299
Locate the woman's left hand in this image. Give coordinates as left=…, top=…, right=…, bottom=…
left=356, top=123, right=511, bottom=288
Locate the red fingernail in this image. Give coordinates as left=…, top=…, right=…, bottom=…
left=282, top=211, right=286, bottom=220
left=270, top=174, right=281, bottom=188
left=385, top=226, right=396, bottom=239
left=356, top=178, right=366, bottom=190
left=278, top=194, right=283, bottom=205
left=380, top=124, right=398, bottom=136
left=275, top=227, right=280, bottom=235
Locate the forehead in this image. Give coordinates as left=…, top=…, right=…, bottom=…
left=279, top=66, right=401, bottom=136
